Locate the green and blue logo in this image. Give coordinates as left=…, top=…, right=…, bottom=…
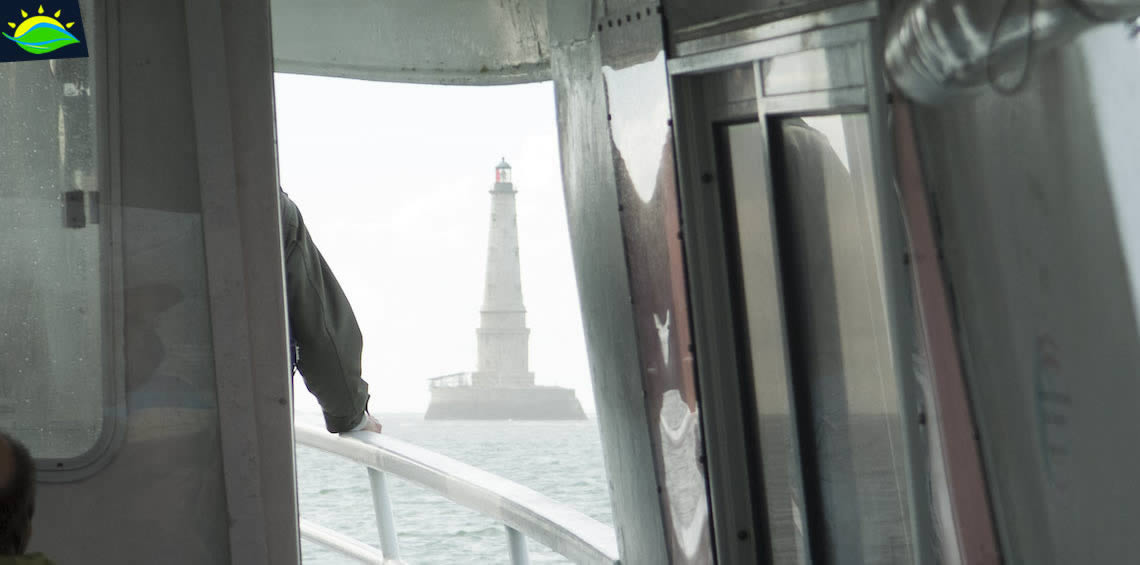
left=1, top=2, right=87, bottom=62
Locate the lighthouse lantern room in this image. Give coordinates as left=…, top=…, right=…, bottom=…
left=495, top=158, right=512, bottom=183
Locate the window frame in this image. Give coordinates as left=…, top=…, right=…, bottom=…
left=31, top=0, right=127, bottom=481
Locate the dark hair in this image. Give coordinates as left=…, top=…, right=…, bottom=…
left=0, top=431, right=35, bottom=555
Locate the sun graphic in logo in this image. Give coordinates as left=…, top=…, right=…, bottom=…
left=4, top=5, right=79, bottom=55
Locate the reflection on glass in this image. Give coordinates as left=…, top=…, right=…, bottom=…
left=760, top=45, right=865, bottom=97
left=717, top=121, right=808, bottom=565
left=0, top=0, right=104, bottom=459
left=773, top=114, right=912, bottom=564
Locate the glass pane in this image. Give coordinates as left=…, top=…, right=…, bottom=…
left=0, top=0, right=106, bottom=460
left=760, top=45, right=865, bottom=97
left=773, top=114, right=913, bottom=564
left=717, top=121, right=808, bottom=565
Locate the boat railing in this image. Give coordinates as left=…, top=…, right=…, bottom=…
left=293, top=423, right=621, bottom=565
left=427, top=372, right=473, bottom=388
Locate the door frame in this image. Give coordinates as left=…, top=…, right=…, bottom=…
left=666, top=3, right=932, bottom=562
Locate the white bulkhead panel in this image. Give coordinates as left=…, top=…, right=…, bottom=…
left=271, top=0, right=550, bottom=85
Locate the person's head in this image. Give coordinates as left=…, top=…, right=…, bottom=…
left=0, top=430, right=35, bottom=555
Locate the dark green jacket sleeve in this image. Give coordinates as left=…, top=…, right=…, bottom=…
left=280, top=191, right=369, bottom=432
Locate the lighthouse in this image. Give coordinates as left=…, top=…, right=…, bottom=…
left=474, top=159, right=534, bottom=387
left=425, top=160, right=585, bottom=420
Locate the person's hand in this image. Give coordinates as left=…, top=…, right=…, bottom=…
left=342, top=411, right=383, bottom=434
left=359, top=413, right=382, bottom=434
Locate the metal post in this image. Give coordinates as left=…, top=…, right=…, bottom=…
left=506, top=525, right=530, bottom=565
left=367, top=468, right=401, bottom=561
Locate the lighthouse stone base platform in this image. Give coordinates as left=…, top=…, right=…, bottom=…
left=425, top=385, right=586, bottom=420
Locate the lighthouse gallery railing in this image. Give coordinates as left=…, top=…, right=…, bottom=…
left=293, top=424, right=621, bottom=565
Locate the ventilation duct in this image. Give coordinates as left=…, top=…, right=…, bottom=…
left=886, top=0, right=1140, bottom=104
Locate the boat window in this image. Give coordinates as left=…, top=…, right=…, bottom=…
left=274, top=75, right=611, bottom=564
left=770, top=113, right=913, bottom=563
left=0, top=0, right=120, bottom=468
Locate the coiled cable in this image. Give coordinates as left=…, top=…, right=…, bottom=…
left=986, top=0, right=1123, bottom=96
left=1065, top=0, right=1116, bottom=22
left=986, top=0, right=1038, bottom=95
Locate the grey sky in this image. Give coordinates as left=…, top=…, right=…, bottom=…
left=273, top=74, right=594, bottom=416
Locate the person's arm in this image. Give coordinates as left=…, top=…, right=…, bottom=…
left=280, top=190, right=372, bottom=433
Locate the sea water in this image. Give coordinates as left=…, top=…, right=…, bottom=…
left=296, top=414, right=613, bottom=564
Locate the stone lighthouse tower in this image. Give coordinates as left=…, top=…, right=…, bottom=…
left=424, top=160, right=584, bottom=420
left=473, top=159, right=534, bottom=387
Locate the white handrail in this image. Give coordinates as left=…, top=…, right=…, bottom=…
left=294, top=424, right=621, bottom=565
left=299, top=519, right=390, bottom=564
